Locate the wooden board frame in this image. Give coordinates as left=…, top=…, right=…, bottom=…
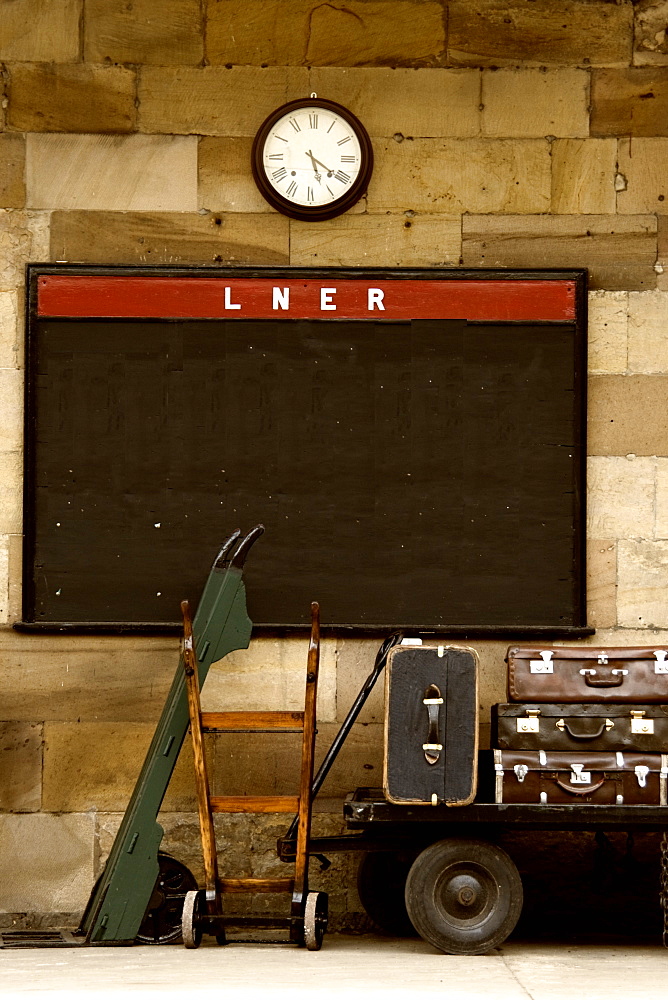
left=20, top=264, right=590, bottom=636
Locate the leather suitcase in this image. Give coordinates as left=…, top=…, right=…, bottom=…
left=506, top=646, right=668, bottom=703
left=493, top=749, right=668, bottom=805
left=384, top=643, right=479, bottom=806
left=492, top=703, right=668, bottom=753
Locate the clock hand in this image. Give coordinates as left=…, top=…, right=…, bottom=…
left=306, top=149, right=333, bottom=176
left=305, top=150, right=322, bottom=182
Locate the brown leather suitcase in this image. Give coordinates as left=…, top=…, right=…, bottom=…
left=384, top=643, right=479, bottom=806
left=506, top=646, right=668, bottom=703
left=493, top=749, right=668, bottom=805
left=491, top=703, right=668, bottom=753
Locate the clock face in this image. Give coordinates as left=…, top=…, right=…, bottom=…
left=251, top=98, right=373, bottom=221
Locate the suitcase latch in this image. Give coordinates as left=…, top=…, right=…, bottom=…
left=570, top=764, right=592, bottom=784
left=597, top=652, right=609, bottom=665
left=655, top=650, right=668, bottom=674
left=530, top=651, right=554, bottom=674
left=630, top=711, right=654, bottom=735
left=517, top=710, right=541, bottom=733
left=513, top=764, right=529, bottom=782
left=635, top=765, right=650, bottom=788
left=422, top=685, right=443, bottom=765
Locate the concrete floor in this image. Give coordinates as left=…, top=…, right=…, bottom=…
left=0, top=935, right=666, bottom=999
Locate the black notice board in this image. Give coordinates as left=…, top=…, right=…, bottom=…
left=23, top=266, right=588, bottom=633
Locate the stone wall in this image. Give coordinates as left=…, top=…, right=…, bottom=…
left=1, top=0, right=668, bottom=933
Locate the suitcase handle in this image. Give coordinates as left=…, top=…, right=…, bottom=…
left=555, top=778, right=605, bottom=796
left=422, top=685, right=443, bottom=765
left=581, top=667, right=625, bottom=688
left=556, top=719, right=612, bottom=740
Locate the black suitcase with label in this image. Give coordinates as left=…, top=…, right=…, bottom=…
left=384, top=643, right=479, bottom=806
left=492, top=703, right=668, bottom=753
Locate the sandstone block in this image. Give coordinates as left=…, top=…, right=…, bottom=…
left=26, top=134, right=198, bottom=212
left=289, top=213, right=461, bottom=268
left=0, top=134, right=25, bottom=209
left=0, top=536, right=10, bottom=626
left=588, top=375, right=668, bottom=456
left=0, top=722, right=42, bottom=812
left=201, top=635, right=337, bottom=722
left=308, top=68, right=481, bottom=138
left=586, top=539, right=617, bottom=630
left=0, top=635, right=180, bottom=722
left=7, top=533, right=22, bottom=625
left=0, top=211, right=49, bottom=292
left=628, top=289, right=668, bottom=372
left=591, top=69, right=668, bottom=137
left=7, top=63, right=136, bottom=134
left=85, top=0, right=203, bottom=64
left=551, top=139, right=617, bottom=215
left=482, top=69, right=589, bottom=138
left=618, top=539, right=668, bottom=627
left=206, top=0, right=445, bottom=67
left=617, top=139, right=668, bottom=214
left=0, top=452, right=23, bottom=535
left=198, top=137, right=270, bottom=213
left=588, top=290, right=628, bottom=374
left=656, top=458, right=668, bottom=538
left=0, top=0, right=81, bottom=61
left=50, top=211, right=289, bottom=266
left=0, top=812, right=95, bottom=912
left=0, top=290, right=20, bottom=370
left=42, top=721, right=202, bottom=812
left=587, top=456, right=655, bottom=539
left=462, top=215, right=658, bottom=292
left=448, top=0, right=633, bottom=67
left=0, top=370, right=23, bottom=454
left=634, top=0, right=668, bottom=66
left=138, top=66, right=308, bottom=136
left=368, top=138, right=550, bottom=214
left=582, top=627, right=668, bottom=647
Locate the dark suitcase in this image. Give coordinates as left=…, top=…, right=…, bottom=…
left=384, top=643, right=479, bottom=806
left=506, top=646, right=668, bottom=703
left=493, top=749, right=668, bottom=805
left=492, top=703, right=668, bottom=753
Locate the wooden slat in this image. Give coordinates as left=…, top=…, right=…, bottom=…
left=201, top=711, right=304, bottom=732
left=219, top=877, right=294, bottom=894
left=210, top=795, right=300, bottom=813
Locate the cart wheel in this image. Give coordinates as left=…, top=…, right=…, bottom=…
left=357, top=851, right=418, bottom=936
left=182, top=889, right=204, bottom=949
left=304, top=891, right=328, bottom=951
left=136, top=853, right=198, bottom=945
left=404, top=839, right=523, bottom=956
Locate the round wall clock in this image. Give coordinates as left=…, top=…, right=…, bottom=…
left=251, top=95, right=374, bottom=222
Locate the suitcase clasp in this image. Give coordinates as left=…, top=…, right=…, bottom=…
left=630, top=710, right=654, bottom=735
left=570, top=763, right=592, bottom=784
left=517, top=710, right=541, bottom=733
left=635, top=765, right=650, bottom=788
left=597, top=652, right=609, bottom=665
left=654, top=650, right=668, bottom=674
left=513, top=764, right=529, bottom=783
left=530, top=651, right=554, bottom=674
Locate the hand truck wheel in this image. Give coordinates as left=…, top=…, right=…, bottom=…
left=182, top=889, right=205, bottom=949
left=303, top=891, right=328, bottom=951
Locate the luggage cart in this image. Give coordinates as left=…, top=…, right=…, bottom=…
left=180, top=599, right=328, bottom=950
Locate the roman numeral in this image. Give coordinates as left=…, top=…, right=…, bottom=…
left=341, top=155, right=355, bottom=163
left=272, top=167, right=287, bottom=181
left=268, top=153, right=284, bottom=160
left=326, top=185, right=335, bottom=197
left=334, top=170, right=350, bottom=184
left=337, top=136, right=352, bottom=145
left=327, top=121, right=336, bottom=133
left=289, top=118, right=301, bottom=132
left=309, top=114, right=318, bottom=129
left=286, top=180, right=298, bottom=197
left=307, top=187, right=314, bottom=202
left=273, top=133, right=288, bottom=142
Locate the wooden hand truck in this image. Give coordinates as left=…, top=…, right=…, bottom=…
left=180, top=599, right=328, bottom=950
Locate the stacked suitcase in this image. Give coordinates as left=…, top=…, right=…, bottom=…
left=492, top=647, right=668, bottom=805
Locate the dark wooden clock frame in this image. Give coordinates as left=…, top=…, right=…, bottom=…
left=250, top=97, right=374, bottom=222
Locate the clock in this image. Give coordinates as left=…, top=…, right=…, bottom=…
left=251, top=96, right=373, bottom=222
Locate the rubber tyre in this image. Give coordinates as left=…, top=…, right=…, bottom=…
left=357, top=851, right=418, bottom=936
left=181, top=890, right=204, bottom=949
left=304, top=891, right=328, bottom=951
left=404, top=839, right=523, bottom=955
